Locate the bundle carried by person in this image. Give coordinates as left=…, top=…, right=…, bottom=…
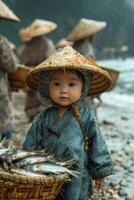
left=8, top=64, right=31, bottom=90
left=0, top=139, right=77, bottom=200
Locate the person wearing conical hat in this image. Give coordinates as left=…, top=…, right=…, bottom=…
left=17, top=19, right=57, bottom=122
left=21, top=46, right=113, bottom=199
left=67, top=18, right=107, bottom=58
left=67, top=18, right=107, bottom=117
left=0, top=0, right=20, bottom=141
left=67, top=18, right=119, bottom=118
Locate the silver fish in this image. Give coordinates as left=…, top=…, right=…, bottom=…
left=10, top=150, right=44, bottom=162
left=15, top=155, right=53, bottom=167
left=25, top=163, right=80, bottom=178
left=3, top=160, right=10, bottom=171
left=0, top=166, right=5, bottom=172
left=10, top=168, right=45, bottom=177
left=0, top=149, right=8, bottom=157
left=0, top=144, right=14, bottom=157
left=56, top=159, right=76, bottom=167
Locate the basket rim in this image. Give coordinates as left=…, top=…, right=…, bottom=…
left=0, top=170, right=69, bottom=184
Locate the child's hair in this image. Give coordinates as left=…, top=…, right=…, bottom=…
left=50, top=69, right=84, bottom=83
left=71, top=104, right=89, bottom=151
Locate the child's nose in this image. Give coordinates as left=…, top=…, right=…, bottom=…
left=60, top=85, right=68, bottom=93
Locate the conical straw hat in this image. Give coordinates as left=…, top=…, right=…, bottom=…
left=67, top=18, right=107, bottom=42
left=0, top=0, right=20, bottom=22
left=19, top=19, right=57, bottom=42
left=26, top=45, right=112, bottom=96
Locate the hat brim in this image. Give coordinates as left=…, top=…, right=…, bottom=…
left=19, top=19, right=57, bottom=42
left=102, top=67, right=120, bottom=91
left=26, top=64, right=112, bottom=96
left=67, top=18, right=107, bottom=42
left=26, top=46, right=112, bottom=96
left=0, top=16, right=20, bottom=22
left=0, top=0, right=20, bottom=22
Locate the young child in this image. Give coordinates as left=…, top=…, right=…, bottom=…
left=22, top=46, right=113, bottom=200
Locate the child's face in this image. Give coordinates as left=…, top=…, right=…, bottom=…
left=49, top=70, right=83, bottom=107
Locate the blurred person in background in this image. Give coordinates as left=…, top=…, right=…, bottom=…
left=57, top=18, right=107, bottom=117
left=18, top=19, right=57, bottom=122
left=0, top=0, right=20, bottom=142
left=67, top=18, right=107, bottom=58
left=66, top=18, right=119, bottom=120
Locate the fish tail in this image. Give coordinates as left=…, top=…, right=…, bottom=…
left=60, top=159, right=76, bottom=167
left=67, top=169, right=80, bottom=178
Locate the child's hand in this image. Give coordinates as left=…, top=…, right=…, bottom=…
left=95, top=178, right=105, bottom=191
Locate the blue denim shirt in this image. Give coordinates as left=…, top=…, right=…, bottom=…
left=22, top=104, right=113, bottom=200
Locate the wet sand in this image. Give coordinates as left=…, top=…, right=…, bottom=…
left=12, top=91, right=134, bottom=200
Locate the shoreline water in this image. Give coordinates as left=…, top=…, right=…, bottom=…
left=97, top=58, right=134, bottom=199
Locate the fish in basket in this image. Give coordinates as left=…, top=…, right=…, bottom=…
left=0, top=139, right=79, bottom=200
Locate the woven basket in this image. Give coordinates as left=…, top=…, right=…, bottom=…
left=8, top=66, right=31, bottom=89
left=0, top=170, right=68, bottom=200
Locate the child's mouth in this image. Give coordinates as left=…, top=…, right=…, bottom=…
left=60, top=97, right=68, bottom=101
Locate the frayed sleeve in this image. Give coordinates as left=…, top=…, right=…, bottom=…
left=87, top=113, right=113, bottom=179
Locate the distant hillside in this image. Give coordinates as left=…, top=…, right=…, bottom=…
left=1, top=0, right=134, bottom=57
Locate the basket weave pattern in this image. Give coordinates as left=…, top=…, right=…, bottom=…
left=0, top=171, right=68, bottom=199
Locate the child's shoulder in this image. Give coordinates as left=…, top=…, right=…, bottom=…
left=32, top=106, right=54, bottom=124
left=44, top=105, right=57, bottom=113
left=38, top=106, right=55, bottom=117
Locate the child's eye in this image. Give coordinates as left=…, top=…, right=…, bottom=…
left=69, top=82, right=76, bottom=87
left=54, top=82, right=60, bottom=86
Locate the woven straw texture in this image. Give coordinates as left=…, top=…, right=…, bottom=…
left=26, top=46, right=112, bottom=96
left=0, top=170, right=68, bottom=200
